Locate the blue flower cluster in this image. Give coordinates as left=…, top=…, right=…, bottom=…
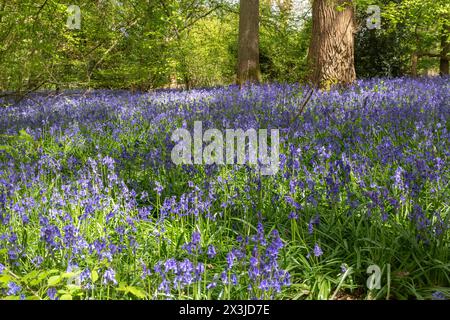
left=0, top=77, right=448, bottom=299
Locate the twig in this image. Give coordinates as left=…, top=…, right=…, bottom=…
left=289, top=85, right=315, bottom=125
left=7, top=269, right=42, bottom=300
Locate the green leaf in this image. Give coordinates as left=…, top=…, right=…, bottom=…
left=0, top=145, right=15, bottom=154
left=91, top=270, right=99, bottom=283
left=126, top=286, right=147, bottom=299
left=47, top=269, right=60, bottom=275
left=61, top=272, right=78, bottom=279
left=0, top=274, right=12, bottom=284
left=47, top=275, right=61, bottom=286
left=18, top=129, right=34, bottom=143
left=318, top=277, right=331, bottom=300
left=60, top=294, right=72, bottom=300
left=66, top=284, right=81, bottom=292
left=22, top=270, right=39, bottom=282
left=30, top=271, right=51, bottom=286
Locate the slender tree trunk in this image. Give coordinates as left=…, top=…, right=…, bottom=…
left=411, top=52, right=418, bottom=77
left=308, top=0, right=356, bottom=89
left=440, top=24, right=449, bottom=75
left=237, top=0, right=261, bottom=86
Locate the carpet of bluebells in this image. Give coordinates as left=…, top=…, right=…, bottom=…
left=0, top=77, right=449, bottom=300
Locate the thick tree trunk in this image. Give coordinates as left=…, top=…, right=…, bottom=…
left=237, top=0, right=261, bottom=86
left=440, top=24, right=449, bottom=75
left=308, top=0, right=356, bottom=89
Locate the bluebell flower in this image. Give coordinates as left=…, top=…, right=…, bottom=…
left=288, top=212, right=298, bottom=220
left=102, top=268, right=118, bottom=286
left=158, top=278, right=170, bottom=294
left=47, top=288, right=58, bottom=300
left=195, top=263, right=205, bottom=280
left=231, top=274, right=238, bottom=286
left=282, top=271, right=291, bottom=286
left=141, top=263, right=152, bottom=279
left=308, top=215, right=320, bottom=234
left=80, top=268, right=91, bottom=283
left=7, top=281, right=21, bottom=295
left=154, top=262, right=163, bottom=275
left=259, top=279, right=269, bottom=291
left=249, top=257, right=258, bottom=267
left=207, top=245, right=217, bottom=258
left=179, top=259, right=193, bottom=274
left=154, top=181, right=164, bottom=196
left=31, top=256, right=43, bottom=268
left=191, top=231, right=201, bottom=245
left=226, top=251, right=235, bottom=269
left=313, top=243, right=323, bottom=257
left=221, top=271, right=228, bottom=284
left=431, top=291, right=446, bottom=300
left=207, top=274, right=218, bottom=290
left=102, top=156, right=115, bottom=171
left=164, top=258, right=177, bottom=273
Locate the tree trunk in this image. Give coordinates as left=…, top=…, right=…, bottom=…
left=440, top=24, right=449, bottom=75
left=411, top=52, right=418, bottom=77
left=308, top=0, right=356, bottom=89
left=237, top=0, right=261, bottom=86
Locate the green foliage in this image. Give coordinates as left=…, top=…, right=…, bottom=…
left=1, top=79, right=449, bottom=300
left=0, top=0, right=315, bottom=90
left=355, top=1, right=412, bottom=78
left=354, top=0, right=450, bottom=77
left=0, top=0, right=448, bottom=90
left=260, top=2, right=311, bottom=83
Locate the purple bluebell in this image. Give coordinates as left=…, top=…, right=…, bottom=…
left=6, top=282, right=21, bottom=295
left=102, top=268, right=118, bottom=286
left=207, top=245, right=217, bottom=258
left=47, top=288, right=58, bottom=300
left=288, top=212, right=298, bottom=220
left=431, top=291, right=446, bottom=300
left=313, top=243, right=323, bottom=257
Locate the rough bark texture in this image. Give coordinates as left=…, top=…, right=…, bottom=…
left=308, top=0, right=356, bottom=88
left=237, top=0, right=261, bottom=86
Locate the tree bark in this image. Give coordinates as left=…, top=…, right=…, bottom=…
left=237, top=0, right=261, bottom=86
left=411, top=49, right=449, bottom=77
left=307, top=0, right=356, bottom=89
left=411, top=52, right=418, bottom=77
